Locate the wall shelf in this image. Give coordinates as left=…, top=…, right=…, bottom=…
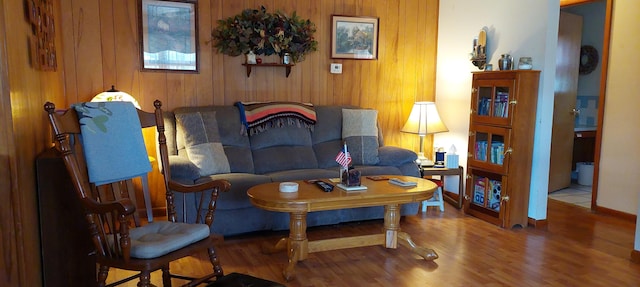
left=242, top=63, right=294, bottom=78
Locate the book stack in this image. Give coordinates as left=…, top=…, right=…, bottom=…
left=478, top=97, right=491, bottom=116
left=472, top=176, right=502, bottom=212
left=490, top=142, right=505, bottom=165
left=493, top=91, right=509, bottom=118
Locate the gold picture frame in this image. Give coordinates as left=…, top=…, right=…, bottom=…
left=331, top=15, right=379, bottom=60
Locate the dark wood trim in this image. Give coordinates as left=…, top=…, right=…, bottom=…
left=560, top=0, right=596, bottom=7
left=631, top=249, right=640, bottom=264
left=591, top=0, right=613, bottom=211
left=528, top=217, right=549, bottom=230
left=594, top=205, right=636, bottom=222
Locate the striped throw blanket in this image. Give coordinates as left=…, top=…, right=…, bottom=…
left=236, top=101, right=317, bottom=135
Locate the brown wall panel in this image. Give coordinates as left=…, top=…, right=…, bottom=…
left=2, top=0, right=67, bottom=285
left=56, top=1, right=443, bottom=122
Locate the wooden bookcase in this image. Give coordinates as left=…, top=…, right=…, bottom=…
left=464, top=70, right=540, bottom=228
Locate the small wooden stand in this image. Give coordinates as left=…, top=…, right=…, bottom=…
left=420, top=166, right=465, bottom=209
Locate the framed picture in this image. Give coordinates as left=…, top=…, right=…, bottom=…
left=138, top=0, right=199, bottom=72
left=331, top=15, right=379, bottom=60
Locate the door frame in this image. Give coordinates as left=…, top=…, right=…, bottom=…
left=560, top=0, right=613, bottom=210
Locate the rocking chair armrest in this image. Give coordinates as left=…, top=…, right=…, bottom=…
left=166, top=179, right=231, bottom=226
left=84, top=197, right=137, bottom=216
left=167, top=179, right=231, bottom=194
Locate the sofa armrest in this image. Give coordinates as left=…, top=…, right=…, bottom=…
left=168, top=155, right=201, bottom=182
left=377, top=146, right=418, bottom=167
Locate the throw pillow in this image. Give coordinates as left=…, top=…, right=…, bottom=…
left=342, top=109, right=380, bottom=165
left=175, top=111, right=231, bottom=176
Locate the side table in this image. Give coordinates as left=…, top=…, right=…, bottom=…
left=420, top=166, right=464, bottom=209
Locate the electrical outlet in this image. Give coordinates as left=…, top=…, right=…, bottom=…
left=330, top=63, right=342, bottom=74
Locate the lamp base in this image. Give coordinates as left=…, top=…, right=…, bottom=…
left=416, top=153, right=434, bottom=167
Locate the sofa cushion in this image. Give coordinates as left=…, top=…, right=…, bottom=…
left=342, top=109, right=380, bottom=165
left=250, top=125, right=318, bottom=174
left=253, top=146, right=318, bottom=174
left=167, top=155, right=201, bottom=181
left=313, top=139, right=343, bottom=169
left=173, top=106, right=255, bottom=174
left=377, top=146, right=418, bottom=166
left=195, top=173, right=272, bottom=210
left=267, top=169, right=339, bottom=182
left=175, top=111, right=230, bottom=176
left=351, top=165, right=403, bottom=176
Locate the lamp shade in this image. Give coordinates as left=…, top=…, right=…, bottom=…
left=401, top=102, right=448, bottom=135
left=91, top=85, right=141, bottom=109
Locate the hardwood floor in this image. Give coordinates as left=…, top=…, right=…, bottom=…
left=108, top=199, right=640, bottom=286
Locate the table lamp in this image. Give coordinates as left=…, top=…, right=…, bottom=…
left=401, top=102, right=448, bottom=166
left=91, top=85, right=141, bottom=109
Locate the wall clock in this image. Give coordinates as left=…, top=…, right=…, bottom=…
left=579, top=45, right=598, bottom=75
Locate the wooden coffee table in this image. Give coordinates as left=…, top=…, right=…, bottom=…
left=247, top=175, right=439, bottom=280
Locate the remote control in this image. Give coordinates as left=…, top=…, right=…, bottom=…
left=315, top=181, right=334, bottom=192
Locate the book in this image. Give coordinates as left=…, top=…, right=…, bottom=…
left=389, top=178, right=418, bottom=187
left=488, top=180, right=502, bottom=211
left=473, top=177, right=486, bottom=206
left=336, top=184, right=368, bottom=192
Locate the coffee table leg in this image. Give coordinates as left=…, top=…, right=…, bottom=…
left=398, top=232, right=439, bottom=261
left=260, top=237, right=288, bottom=254
left=283, top=211, right=308, bottom=281
left=383, top=204, right=401, bottom=248
left=384, top=204, right=438, bottom=261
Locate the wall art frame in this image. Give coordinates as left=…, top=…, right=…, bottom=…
left=138, top=0, right=199, bottom=72
left=331, top=15, right=379, bottom=60
left=27, top=0, right=57, bottom=71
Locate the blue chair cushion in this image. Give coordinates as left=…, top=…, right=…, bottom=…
left=127, top=221, right=210, bottom=259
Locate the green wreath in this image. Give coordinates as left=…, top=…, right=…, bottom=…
left=211, top=6, right=318, bottom=63
left=579, top=45, right=599, bottom=75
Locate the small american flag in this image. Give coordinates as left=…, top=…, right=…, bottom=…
left=335, top=143, right=352, bottom=168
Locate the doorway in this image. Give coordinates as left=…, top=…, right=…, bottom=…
left=549, top=0, right=611, bottom=209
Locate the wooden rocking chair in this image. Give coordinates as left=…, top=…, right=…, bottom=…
left=44, top=100, right=231, bottom=287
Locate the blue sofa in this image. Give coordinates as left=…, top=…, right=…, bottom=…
left=161, top=105, right=421, bottom=236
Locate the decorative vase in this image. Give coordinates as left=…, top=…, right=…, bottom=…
left=498, top=54, right=513, bottom=70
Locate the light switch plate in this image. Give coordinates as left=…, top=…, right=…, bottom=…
left=330, top=63, right=342, bottom=74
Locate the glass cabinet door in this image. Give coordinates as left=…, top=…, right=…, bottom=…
left=468, top=124, right=512, bottom=175
left=465, top=167, right=509, bottom=227
left=471, top=79, right=515, bottom=127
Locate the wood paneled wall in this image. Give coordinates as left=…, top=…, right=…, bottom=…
left=2, top=1, right=437, bottom=285
left=61, top=0, right=438, bottom=215
left=58, top=0, right=439, bottom=211
left=60, top=0, right=439, bottom=147
left=1, top=0, right=66, bottom=285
